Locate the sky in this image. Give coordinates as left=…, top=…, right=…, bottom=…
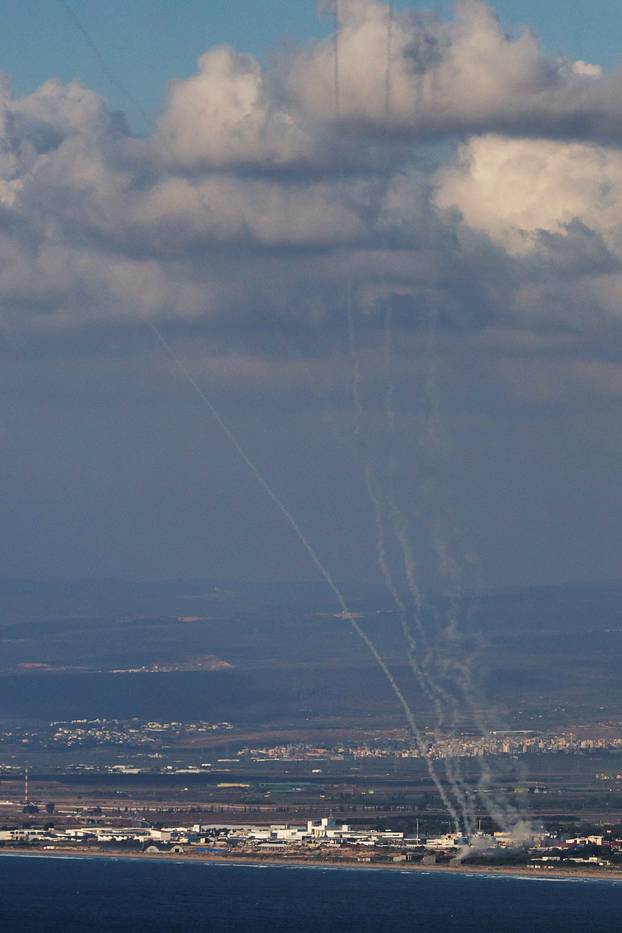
left=3, top=1, right=621, bottom=124
left=1, top=0, right=622, bottom=591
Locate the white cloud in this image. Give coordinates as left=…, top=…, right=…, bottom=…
left=154, top=46, right=312, bottom=170
left=286, top=0, right=622, bottom=141
left=1, top=1, right=622, bottom=408
left=436, top=135, right=622, bottom=255
left=572, top=61, right=603, bottom=79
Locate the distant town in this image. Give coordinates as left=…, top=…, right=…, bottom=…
left=0, top=719, right=234, bottom=753
left=238, top=732, right=622, bottom=762
left=2, top=718, right=622, bottom=763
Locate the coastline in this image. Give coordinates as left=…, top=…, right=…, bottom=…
left=2, top=847, right=622, bottom=883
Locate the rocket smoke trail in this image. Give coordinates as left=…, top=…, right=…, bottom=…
left=385, top=2, right=394, bottom=122
left=149, top=321, right=461, bottom=832
left=328, top=0, right=466, bottom=827
left=56, top=0, right=151, bottom=131
left=54, top=0, right=522, bottom=836
left=364, top=464, right=476, bottom=834
left=418, top=303, right=533, bottom=835
left=39, top=2, right=466, bottom=825
left=330, top=4, right=469, bottom=831
left=346, top=281, right=363, bottom=440
left=381, top=1, right=474, bottom=825
left=347, top=0, right=481, bottom=834
left=329, top=0, right=474, bottom=829
left=4, top=69, right=474, bottom=832
left=383, top=308, right=396, bottom=431
left=56, top=0, right=214, bottom=226
left=372, top=6, right=508, bottom=829
left=333, top=0, right=341, bottom=124
left=340, top=292, right=473, bottom=829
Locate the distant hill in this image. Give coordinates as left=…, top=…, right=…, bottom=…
left=0, top=579, right=620, bottom=729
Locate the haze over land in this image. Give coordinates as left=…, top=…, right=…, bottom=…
left=0, top=579, right=620, bottom=729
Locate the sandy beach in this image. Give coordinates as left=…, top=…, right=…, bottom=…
left=2, top=846, right=622, bottom=883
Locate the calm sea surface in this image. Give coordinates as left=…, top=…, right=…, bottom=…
left=1, top=855, right=621, bottom=932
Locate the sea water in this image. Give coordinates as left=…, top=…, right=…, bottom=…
left=1, top=855, right=620, bottom=932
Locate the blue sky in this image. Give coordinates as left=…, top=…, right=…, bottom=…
left=2, top=1, right=620, bottom=121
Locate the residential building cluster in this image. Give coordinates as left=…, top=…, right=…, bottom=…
left=0, top=719, right=234, bottom=751
left=240, top=731, right=622, bottom=762
left=2, top=719, right=621, bottom=761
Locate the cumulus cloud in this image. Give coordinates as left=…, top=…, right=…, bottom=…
left=437, top=135, right=622, bottom=255
left=154, top=46, right=313, bottom=171
left=287, top=0, right=622, bottom=142
left=1, top=0, right=622, bottom=410
left=435, top=133, right=622, bottom=356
